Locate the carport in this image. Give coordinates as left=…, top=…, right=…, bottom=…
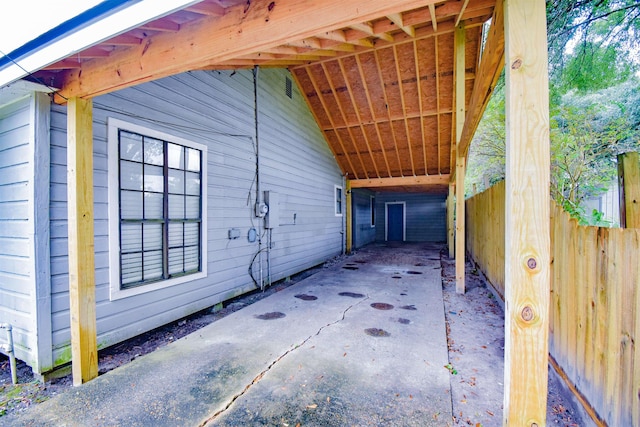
left=9, top=0, right=551, bottom=424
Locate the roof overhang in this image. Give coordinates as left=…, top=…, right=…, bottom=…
left=0, top=0, right=200, bottom=88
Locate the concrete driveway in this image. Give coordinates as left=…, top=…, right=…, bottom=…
left=3, top=243, right=452, bottom=426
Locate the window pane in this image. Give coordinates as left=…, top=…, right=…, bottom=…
left=184, top=223, right=199, bottom=246
left=143, top=223, right=162, bottom=251
left=168, top=248, right=184, bottom=275
left=168, top=223, right=183, bottom=247
left=169, top=195, right=185, bottom=219
left=144, top=165, right=164, bottom=192
left=184, top=245, right=199, bottom=271
left=167, top=143, right=184, bottom=169
left=120, top=160, right=143, bottom=191
left=143, top=250, right=163, bottom=281
left=120, top=223, right=142, bottom=253
left=186, top=148, right=200, bottom=172
left=121, top=252, right=142, bottom=285
left=144, top=192, right=163, bottom=219
left=168, top=169, right=184, bottom=194
left=120, top=131, right=142, bottom=161
left=185, top=172, right=200, bottom=196
left=185, top=196, right=200, bottom=219
left=144, top=137, right=164, bottom=166
left=120, top=190, right=143, bottom=219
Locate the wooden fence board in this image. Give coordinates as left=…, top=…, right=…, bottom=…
left=466, top=182, right=640, bottom=427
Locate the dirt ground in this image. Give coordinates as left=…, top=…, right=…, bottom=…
left=1, top=246, right=589, bottom=425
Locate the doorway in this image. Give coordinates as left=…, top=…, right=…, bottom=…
left=385, top=202, right=405, bottom=241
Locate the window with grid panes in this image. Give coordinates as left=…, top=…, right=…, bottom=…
left=118, top=130, right=202, bottom=289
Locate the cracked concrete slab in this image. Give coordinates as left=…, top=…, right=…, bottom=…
left=3, top=243, right=452, bottom=427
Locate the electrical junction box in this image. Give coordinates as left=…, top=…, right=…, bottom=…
left=228, top=228, right=241, bottom=239
left=264, top=191, right=279, bottom=229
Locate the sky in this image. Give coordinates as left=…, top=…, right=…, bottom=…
left=0, top=1, right=102, bottom=54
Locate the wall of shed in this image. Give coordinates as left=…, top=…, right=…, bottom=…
left=0, top=92, right=52, bottom=372
left=374, top=192, right=446, bottom=242
left=47, top=69, right=343, bottom=371
left=351, top=189, right=376, bottom=249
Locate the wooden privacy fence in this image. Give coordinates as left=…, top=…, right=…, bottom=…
left=466, top=182, right=640, bottom=427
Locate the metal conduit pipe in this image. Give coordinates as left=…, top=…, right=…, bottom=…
left=0, top=323, right=17, bottom=384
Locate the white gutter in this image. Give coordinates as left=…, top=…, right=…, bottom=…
left=0, top=0, right=201, bottom=88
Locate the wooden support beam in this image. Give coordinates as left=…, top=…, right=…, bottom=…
left=349, top=174, right=450, bottom=188
left=454, top=0, right=505, bottom=174
left=455, top=24, right=466, bottom=294
left=447, top=183, right=455, bottom=258
left=55, top=0, right=436, bottom=101
left=455, top=157, right=465, bottom=293
left=346, top=180, right=353, bottom=253
left=67, top=97, right=98, bottom=386
left=618, top=152, right=640, bottom=228
left=503, top=0, right=551, bottom=424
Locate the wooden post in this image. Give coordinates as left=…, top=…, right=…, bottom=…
left=455, top=24, right=466, bottom=294
left=504, top=0, right=551, bottom=425
left=617, top=152, right=640, bottom=228
left=447, top=183, right=455, bottom=258
left=346, top=179, right=353, bottom=253
left=67, top=97, right=98, bottom=386
left=455, top=158, right=466, bottom=293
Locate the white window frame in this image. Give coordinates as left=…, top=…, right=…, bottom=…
left=370, top=195, right=376, bottom=228
left=334, top=185, right=343, bottom=217
left=108, top=118, right=208, bottom=300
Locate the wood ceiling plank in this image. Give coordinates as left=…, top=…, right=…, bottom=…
left=355, top=54, right=393, bottom=177
left=392, top=44, right=417, bottom=176
left=324, top=109, right=453, bottom=131
left=373, top=49, right=404, bottom=176
left=56, top=0, right=435, bottom=101
left=321, top=61, right=370, bottom=178
left=435, top=34, right=442, bottom=174
left=304, top=65, right=360, bottom=178
left=413, top=40, right=428, bottom=175
left=338, top=58, right=381, bottom=178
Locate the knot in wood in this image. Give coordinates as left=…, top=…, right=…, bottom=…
left=511, top=58, right=523, bottom=70
left=521, top=305, right=534, bottom=322
left=527, top=257, right=537, bottom=270
left=268, top=1, right=275, bottom=11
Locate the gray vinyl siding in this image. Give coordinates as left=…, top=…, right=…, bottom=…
left=375, top=193, right=446, bottom=242
left=0, top=92, right=52, bottom=371
left=352, top=189, right=376, bottom=249
left=48, top=69, right=343, bottom=369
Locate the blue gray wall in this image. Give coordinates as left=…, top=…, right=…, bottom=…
left=374, top=192, right=446, bottom=243
left=40, top=68, right=343, bottom=372
left=0, top=89, right=52, bottom=372
left=351, top=188, right=376, bottom=249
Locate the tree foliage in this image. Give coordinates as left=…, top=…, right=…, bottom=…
left=466, top=0, right=640, bottom=225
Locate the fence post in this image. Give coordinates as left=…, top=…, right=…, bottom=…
left=618, top=152, right=640, bottom=228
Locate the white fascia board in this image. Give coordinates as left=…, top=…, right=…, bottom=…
left=0, top=0, right=201, bottom=88
left=0, top=80, right=56, bottom=109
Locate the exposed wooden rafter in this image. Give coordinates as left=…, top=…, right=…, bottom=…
left=53, top=0, right=439, bottom=101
